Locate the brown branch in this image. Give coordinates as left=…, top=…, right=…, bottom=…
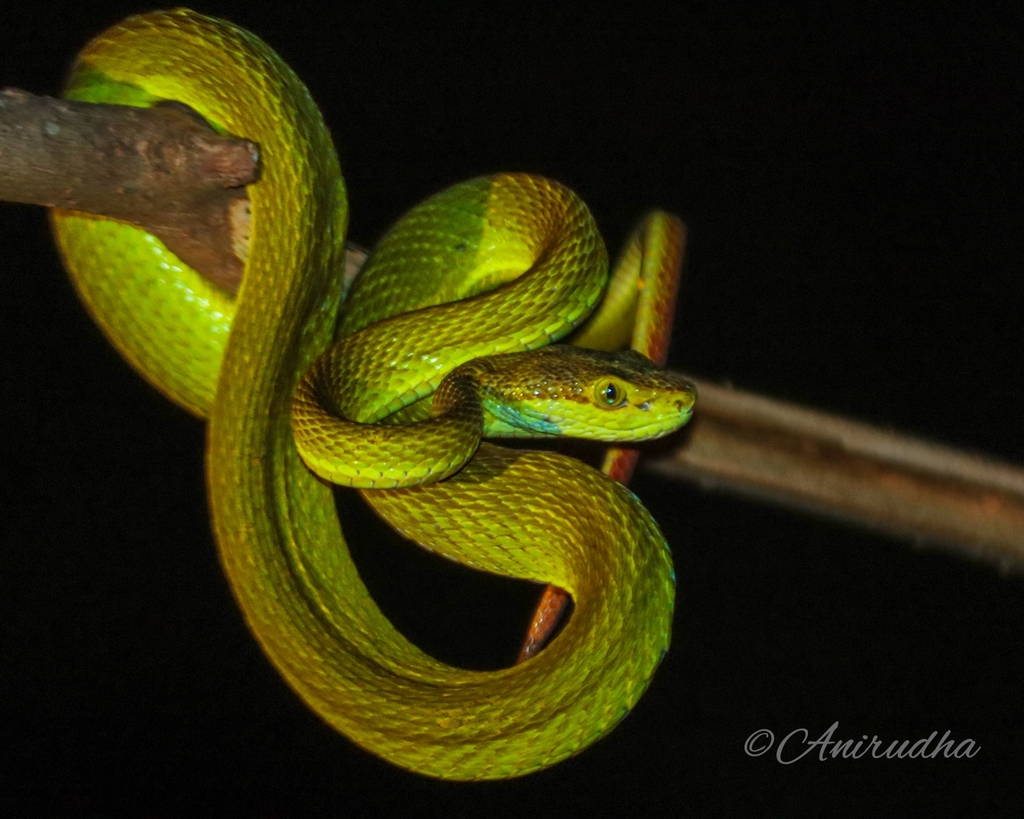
left=4, top=91, right=1022, bottom=571
left=650, top=378, right=1024, bottom=571
left=0, top=88, right=257, bottom=292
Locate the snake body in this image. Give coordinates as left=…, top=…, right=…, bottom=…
left=50, top=10, right=692, bottom=779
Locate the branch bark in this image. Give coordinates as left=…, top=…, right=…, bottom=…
left=4, top=88, right=1023, bottom=571
left=0, top=88, right=256, bottom=292
left=650, top=379, right=1024, bottom=570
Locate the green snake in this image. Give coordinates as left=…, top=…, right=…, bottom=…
left=49, top=9, right=696, bottom=779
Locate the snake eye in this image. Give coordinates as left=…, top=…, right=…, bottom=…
left=597, top=380, right=627, bottom=409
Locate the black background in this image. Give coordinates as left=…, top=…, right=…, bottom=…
left=2, top=3, right=1023, bottom=816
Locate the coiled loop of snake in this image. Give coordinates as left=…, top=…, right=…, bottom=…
left=50, top=10, right=678, bottom=779
left=291, top=174, right=608, bottom=489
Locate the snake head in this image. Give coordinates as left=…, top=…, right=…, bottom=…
left=470, top=346, right=696, bottom=442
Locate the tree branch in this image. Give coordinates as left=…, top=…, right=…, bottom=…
left=0, top=88, right=256, bottom=292
left=651, top=379, right=1024, bottom=570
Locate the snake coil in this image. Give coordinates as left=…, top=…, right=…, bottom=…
left=51, top=9, right=689, bottom=779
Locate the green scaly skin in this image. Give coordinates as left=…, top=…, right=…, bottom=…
left=50, top=9, right=690, bottom=779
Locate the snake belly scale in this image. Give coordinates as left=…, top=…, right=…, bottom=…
left=48, top=9, right=691, bottom=779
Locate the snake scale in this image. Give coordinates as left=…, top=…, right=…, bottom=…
left=48, top=9, right=695, bottom=779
